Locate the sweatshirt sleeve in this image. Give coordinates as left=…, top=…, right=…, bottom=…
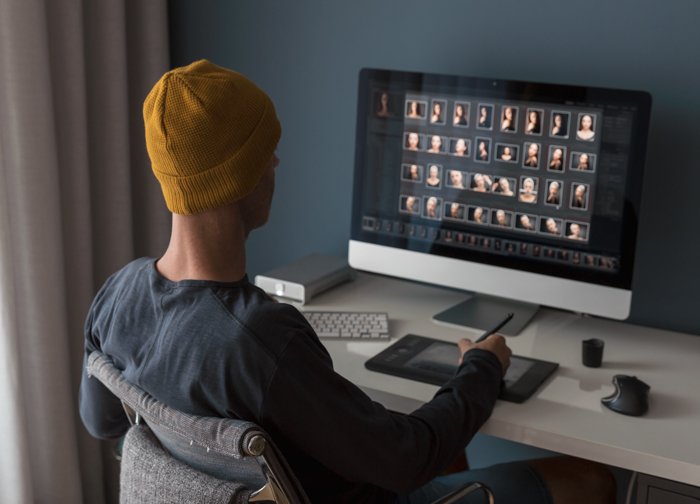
left=79, top=346, right=130, bottom=440
left=78, top=284, right=130, bottom=440
left=260, top=329, right=502, bottom=494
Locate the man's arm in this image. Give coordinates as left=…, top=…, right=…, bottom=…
left=260, top=330, right=502, bottom=494
left=79, top=290, right=130, bottom=440
left=79, top=347, right=130, bottom=439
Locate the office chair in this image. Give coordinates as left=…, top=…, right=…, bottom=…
left=87, top=351, right=310, bottom=503
left=87, top=351, right=493, bottom=504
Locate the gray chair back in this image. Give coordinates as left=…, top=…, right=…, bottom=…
left=86, top=351, right=311, bottom=504
left=120, top=423, right=249, bottom=504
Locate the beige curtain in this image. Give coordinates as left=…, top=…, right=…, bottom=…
left=0, top=1, right=170, bottom=502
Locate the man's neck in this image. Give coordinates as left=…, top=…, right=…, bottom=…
left=156, top=205, right=247, bottom=283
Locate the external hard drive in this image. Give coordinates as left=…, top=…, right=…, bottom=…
left=254, top=254, right=354, bottom=304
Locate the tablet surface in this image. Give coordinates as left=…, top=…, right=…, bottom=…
left=365, top=334, right=558, bottom=403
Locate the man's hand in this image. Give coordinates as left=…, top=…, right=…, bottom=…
left=458, top=334, right=511, bottom=376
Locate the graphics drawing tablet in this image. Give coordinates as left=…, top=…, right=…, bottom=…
left=365, top=334, right=559, bottom=403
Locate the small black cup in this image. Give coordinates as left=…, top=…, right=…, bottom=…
left=582, top=338, right=605, bottom=367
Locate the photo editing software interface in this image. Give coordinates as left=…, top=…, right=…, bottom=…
left=352, top=69, right=651, bottom=289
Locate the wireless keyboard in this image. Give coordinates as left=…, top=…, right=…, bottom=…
left=302, top=311, right=390, bottom=340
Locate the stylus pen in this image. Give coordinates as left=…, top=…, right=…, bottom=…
left=475, top=312, right=514, bottom=343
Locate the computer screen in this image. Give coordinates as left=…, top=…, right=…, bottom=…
left=349, top=68, right=651, bottom=323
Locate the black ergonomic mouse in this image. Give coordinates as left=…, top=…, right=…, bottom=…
left=601, top=375, right=650, bottom=416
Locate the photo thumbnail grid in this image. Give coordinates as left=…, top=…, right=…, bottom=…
left=398, top=93, right=603, bottom=243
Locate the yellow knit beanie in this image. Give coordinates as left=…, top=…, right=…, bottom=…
left=143, top=60, right=281, bottom=214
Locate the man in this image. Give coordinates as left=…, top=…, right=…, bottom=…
left=80, top=60, right=614, bottom=503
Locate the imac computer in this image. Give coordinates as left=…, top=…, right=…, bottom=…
left=348, top=68, right=651, bottom=334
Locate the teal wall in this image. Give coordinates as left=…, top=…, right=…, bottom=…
left=169, top=0, right=700, bottom=336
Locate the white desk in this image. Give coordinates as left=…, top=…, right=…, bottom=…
left=302, top=272, right=700, bottom=487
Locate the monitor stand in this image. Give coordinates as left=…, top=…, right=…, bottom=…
left=432, top=293, right=539, bottom=336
